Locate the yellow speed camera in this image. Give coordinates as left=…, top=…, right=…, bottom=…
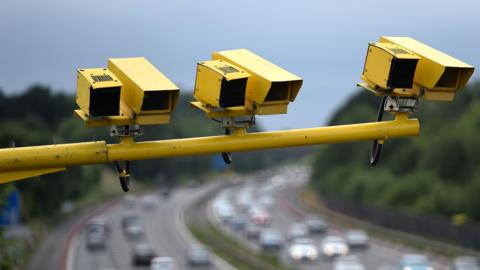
left=108, top=57, right=180, bottom=125
left=380, top=36, right=474, bottom=101
left=76, top=68, right=122, bottom=118
left=193, top=59, right=250, bottom=109
left=213, top=49, right=302, bottom=115
left=360, top=42, right=419, bottom=96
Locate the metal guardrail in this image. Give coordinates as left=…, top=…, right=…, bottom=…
left=322, top=196, right=480, bottom=251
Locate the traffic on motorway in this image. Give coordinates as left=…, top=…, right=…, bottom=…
left=208, top=166, right=478, bottom=270
left=70, top=166, right=479, bottom=270
left=71, top=184, right=222, bottom=270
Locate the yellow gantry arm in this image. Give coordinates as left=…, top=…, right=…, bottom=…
left=0, top=113, right=418, bottom=184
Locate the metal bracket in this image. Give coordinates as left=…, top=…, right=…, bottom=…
left=110, top=125, right=143, bottom=137
left=384, top=96, right=419, bottom=113
left=220, top=115, right=256, bottom=129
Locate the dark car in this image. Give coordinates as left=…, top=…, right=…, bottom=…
left=345, top=229, right=369, bottom=249
left=245, top=224, right=261, bottom=239
left=159, top=187, right=171, bottom=199
left=229, top=217, right=247, bottom=231
left=86, top=215, right=111, bottom=236
left=121, top=214, right=140, bottom=230
left=305, top=216, right=328, bottom=234
left=132, top=243, right=156, bottom=266
left=186, top=245, right=212, bottom=267
left=86, top=231, right=107, bottom=250
left=259, top=229, right=284, bottom=251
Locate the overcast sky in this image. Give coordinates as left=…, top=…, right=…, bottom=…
left=1, top=0, right=479, bottom=130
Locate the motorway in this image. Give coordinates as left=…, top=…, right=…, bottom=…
left=37, top=165, right=455, bottom=270
left=208, top=166, right=451, bottom=270
left=68, top=182, right=235, bottom=270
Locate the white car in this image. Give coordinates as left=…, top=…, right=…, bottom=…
left=141, top=195, right=157, bottom=209
left=150, top=257, right=177, bottom=270
left=321, top=236, right=349, bottom=258
left=288, top=238, right=319, bottom=262
left=213, top=202, right=235, bottom=221
left=333, top=255, right=365, bottom=270
left=125, top=224, right=145, bottom=240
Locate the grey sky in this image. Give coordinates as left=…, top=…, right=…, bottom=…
left=1, top=0, right=479, bottom=130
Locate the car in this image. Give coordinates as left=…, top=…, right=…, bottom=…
left=186, top=245, right=212, bottom=267
left=121, top=214, right=140, bottom=230
left=159, top=187, right=171, bottom=199
left=345, top=229, right=369, bottom=249
left=125, top=224, right=145, bottom=240
left=236, top=192, right=254, bottom=211
left=320, top=235, right=349, bottom=258
left=86, top=215, right=111, bottom=236
left=132, top=243, right=156, bottom=266
left=214, top=203, right=235, bottom=221
left=452, top=256, right=480, bottom=270
left=287, top=223, right=309, bottom=241
left=151, top=257, right=177, bottom=270
left=212, top=197, right=231, bottom=212
left=398, top=254, right=434, bottom=270
left=333, top=255, right=365, bottom=270
left=123, top=194, right=136, bottom=209
left=229, top=216, right=248, bottom=231
left=305, top=215, right=328, bottom=234
left=249, top=208, right=271, bottom=226
left=141, top=195, right=157, bottom=209
left=85, top=231, right=107, bottom=250
left=259, top=229, right=284, bottom=251
left=244, top=224, right=261, bottom=239
left=288, top=238, right=319, bottom=262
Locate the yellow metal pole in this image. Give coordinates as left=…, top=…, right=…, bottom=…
left=108, top=113, right=418, bottom=161
left=0, top=114, right=418, bottom=183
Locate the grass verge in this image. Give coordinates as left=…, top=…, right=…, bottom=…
left=190, top=222, right=294, bottom=270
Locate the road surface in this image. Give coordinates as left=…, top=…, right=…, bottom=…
left=208, top=166, right=451, bottom=270
left=69, top=182, right=235, bottom=270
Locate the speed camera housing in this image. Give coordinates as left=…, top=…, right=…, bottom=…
left=193, top=59, right=251, bottom=108
left=76, top=68, right=122, bottom=118
left=380, top=36, right=474, bottom=101
left=108, top=57, right=180, bottom=125
left=212, top=49, right=303, bottom=115
left=361, top=42, right=420, bottom=92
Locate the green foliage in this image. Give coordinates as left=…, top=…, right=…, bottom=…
left=311, top=81, right=480, bottom=221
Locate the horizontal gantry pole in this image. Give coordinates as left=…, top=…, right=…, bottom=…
left=0, top=114, right=419, bottom=183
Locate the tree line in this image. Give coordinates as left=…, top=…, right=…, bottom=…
left=311, top=80, right=480, bottom=222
